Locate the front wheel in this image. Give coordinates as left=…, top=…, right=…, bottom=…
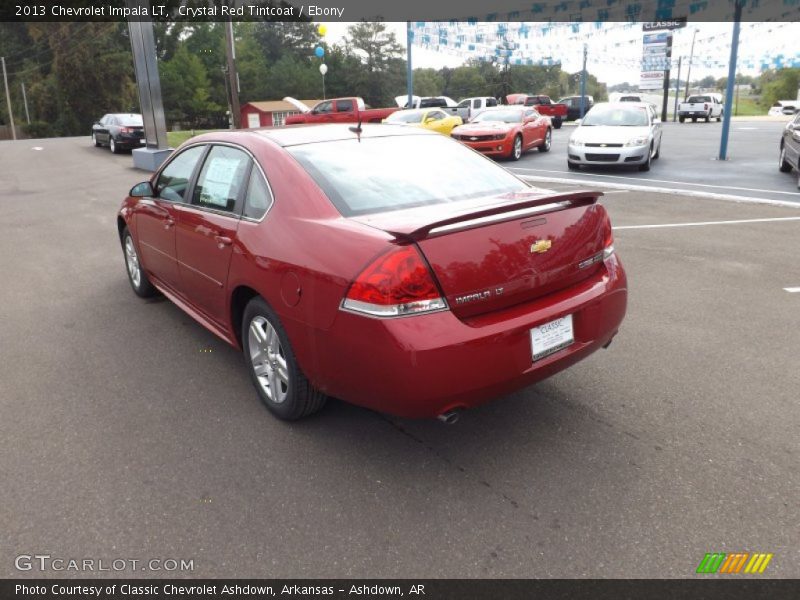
left=122, top=228, right=157, bottom=298
left=92, top=132, right=101, bottom=147
left=638, top=146, right=652, bottom=171
left=538, top=128, right=552, bottom=153
left=779, top=145, right=792, bottom=172
left=567, top=160, right=579, bottom=170
left=509, top=135, right=523, bottom=161
left=243, top=297, right=326, bottom=420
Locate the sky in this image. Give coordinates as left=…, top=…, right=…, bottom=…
left=320, top=22, right=800, bottom=87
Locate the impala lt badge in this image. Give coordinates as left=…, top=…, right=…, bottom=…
left=530, top=240, right=552, bottom=254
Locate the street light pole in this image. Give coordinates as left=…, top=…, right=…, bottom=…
left=1, top=56, right=17, bottom=140
left=684, top=29, right=697, bottom=100
left=406, top=22, right=413, bottom=109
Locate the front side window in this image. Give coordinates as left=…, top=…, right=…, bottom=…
left=192, top=146, right=251, bottom=213
left=314, top=101, right=333, bottom=114
left=288, top=134, right=527, bottom=217
left=156, top=145, right=206, bottom=203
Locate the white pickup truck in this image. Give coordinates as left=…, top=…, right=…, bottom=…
left=678, top=94, right=724, bottom=123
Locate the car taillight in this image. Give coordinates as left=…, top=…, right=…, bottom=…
left=119, top=127, right=132, bottom=134
left=703, top=103, right=709, bottom=111
left=603, top=217, right=615, bottom=260
left=342, top=245, right=447, bottom=317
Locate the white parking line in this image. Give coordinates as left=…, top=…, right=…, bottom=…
left=516, top=174, right=800, bottom=208
left=512, top=167, right=800, bottom=198
left=614, top=216, right=800, bottom=230
left=784, top=287, right=800, bottom=293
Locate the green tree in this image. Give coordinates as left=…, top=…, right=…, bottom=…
left=760, top=68, right=800, bottom=108
left=345, top=22, right=405, bottom=107
left=412, top=68, right=444, bottom=96
left=159, top=45, right=220, bottom=127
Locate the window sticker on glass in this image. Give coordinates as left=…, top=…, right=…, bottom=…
left=199, top=157, right=241, bottom=208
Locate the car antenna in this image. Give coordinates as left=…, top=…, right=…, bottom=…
left=348, top=116, right=363, bottom=140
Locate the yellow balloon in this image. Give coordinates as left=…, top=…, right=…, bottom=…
left=318, top=24, right=328, bottom=36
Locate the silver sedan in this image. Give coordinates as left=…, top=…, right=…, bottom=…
left=567, top=102, right=663, bottom=171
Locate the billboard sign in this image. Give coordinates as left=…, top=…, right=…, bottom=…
left=643, top=18, right=687, bottom=32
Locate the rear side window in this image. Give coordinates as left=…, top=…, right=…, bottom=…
left=156, top=145, right=205, bottom=203
left=486, top=98, right=497, bottom=107
left=287, top=135, right=527, bottom=217
left=335, top=99, right=354, bottom=112
left=243, top=169, right=273, bottom=220
left=191, top=146, right=251, bottom=213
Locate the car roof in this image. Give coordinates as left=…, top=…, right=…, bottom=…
left=191, top=124, right=437, bottom=148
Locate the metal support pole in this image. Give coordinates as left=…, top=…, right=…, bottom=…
left=224, top=19, right=241, bottom=129
left=660, top=34, right=673, bottom=122
left=21, top=82, right=30, bottom=124
left=673, top=57, right=682, bottom=121
left=684, top=29, right=696, bottom=100
left=718, top=0, right=742, bottom=161
left=322, top=73, right=326, bottom=100
left=579, top=44, right=587, bottom=119
left=406, top=22, right=413, bottom=109
left=1, top=57, right=16, bottom=140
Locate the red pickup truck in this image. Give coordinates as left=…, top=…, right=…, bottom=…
left=284, top=97, right=399, bottom=125
left=506, top=94, right=568, bottom=129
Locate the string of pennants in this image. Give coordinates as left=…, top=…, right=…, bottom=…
left=409, top=21, right=800, bottom=71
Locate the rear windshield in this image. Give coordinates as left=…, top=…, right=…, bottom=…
left=119, top=114, right=143, bottom=126
left=287, top=134, right=527, bottom=217
left=687, top=96, right=711, bottom=103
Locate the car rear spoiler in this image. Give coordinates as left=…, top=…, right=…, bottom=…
left=383, top=190, right=603, bottom=241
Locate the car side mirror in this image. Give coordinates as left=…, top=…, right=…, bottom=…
left=130, top=181, right=154, bottom=198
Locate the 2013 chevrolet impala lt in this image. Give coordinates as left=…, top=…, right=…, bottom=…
left=117, top=125, right=627, bottom=421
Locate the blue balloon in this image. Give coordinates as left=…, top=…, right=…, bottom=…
left=314, top=46, right=324, bottom=58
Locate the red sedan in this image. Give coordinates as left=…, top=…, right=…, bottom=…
left=118, top=125, right=626, bottom=421
left=451, top=106, right=552, bottom=160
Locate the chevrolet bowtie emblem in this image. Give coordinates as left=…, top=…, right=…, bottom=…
left=530, top=240, right=552, bottom=253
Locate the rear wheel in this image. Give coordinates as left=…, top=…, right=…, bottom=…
left=692, top=117, right=697, bottom=123
left=679, top=116, right=685, bottom=123
left=704, top=114, right=710, bottom=123
left=717, top=110, right=723, bottom=122
left=538, top=128, right=552, bottom=152
left=553, top=117, right=562, bottom=129
left=779, top=145, right=792, bottom=172
left=109, top=137, right=119, bottom=154
left=122, top=228, right=157, bottom=298
left=243, top=297, right=326, bottom=421
left=509, top=134, right=523, bottom=161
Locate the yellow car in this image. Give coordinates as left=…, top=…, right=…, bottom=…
left=382, top=108, right=463, bottom=135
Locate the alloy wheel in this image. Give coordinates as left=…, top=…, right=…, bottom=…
left=248, top=316, right=290, bottom=404
left=124, top=236, right=141, bottom=288
left=513, top=136, right=522, bottom=160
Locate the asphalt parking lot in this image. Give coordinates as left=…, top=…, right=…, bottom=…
left=1, top=135, right=799, bottom=578
left=511, top=119, right=800, bottom=205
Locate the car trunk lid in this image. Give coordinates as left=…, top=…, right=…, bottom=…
left=351, top=190, right=610, bottom=318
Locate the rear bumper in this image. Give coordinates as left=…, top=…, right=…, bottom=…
left=568, top=143, right=649, bottom=165
left=308, top=254, right=627, bottom=418
left=115, top=134, right=146, bottom=148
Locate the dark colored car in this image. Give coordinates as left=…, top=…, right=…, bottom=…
left=778, top=110, right=800, bottom=189
left=92, top=113, right=145, bottom=153
left=558, top=96, right=595, bottom=121
left=118, top=125, right=627, bottom=422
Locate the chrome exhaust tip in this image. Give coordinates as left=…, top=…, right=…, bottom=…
left=437, top=410, right=461, bottom=425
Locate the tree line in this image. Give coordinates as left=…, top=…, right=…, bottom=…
left=9, top=20, right=794, bottom=137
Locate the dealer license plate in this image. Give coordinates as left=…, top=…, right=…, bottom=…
left=530, top=315, right=574, bottom=362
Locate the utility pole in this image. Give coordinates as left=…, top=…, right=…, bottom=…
left=21, top=82, right=30, bottom=124
left=579, top=44, right=587, bottom=119
left=684, top=29, right=697, bottom=100
left=673, top=57, right=682, bottom=121
left=1, top=56, right=17, bottom=140
left=660, top=34, right=673, bottom=122
left=224, top=18, right=241, bottom=129
left=406, top=22, right=413, bottom=110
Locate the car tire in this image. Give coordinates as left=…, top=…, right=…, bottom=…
left=679, top=116, right=685, bottom=123
left=717, top=111, right=723, bottom=122
left=692, top=117, right=697, bottom=123
left=779, top=144, right=792, bottom=172
left=553, top=117, right=562, bottom=129
left=653, top=141, right=661, bottom=160
left=538, top=128, right=552, bottom=153
left=109, top=137, right=119, bottom=154
left=567, top=160, right=579, bottom=170
left=243, top=297, right=326, bottom=421
left=638, top=145, right=652, bottom=171
left=122, top=227, right=157, bottom=298
left=705, top=114, right=710, bottom=123
left=509, top=134, right=523, bottom=161
left=92, top=132, right=101, bottom=147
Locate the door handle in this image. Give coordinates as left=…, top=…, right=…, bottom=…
left=164, top=217, right=175, bottom=229
left=215, top=235, right=232, bottom=247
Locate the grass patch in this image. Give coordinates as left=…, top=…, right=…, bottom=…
left=167, top=129, right=218, bottom=148
left=729, top=97, right=764, bottom=116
